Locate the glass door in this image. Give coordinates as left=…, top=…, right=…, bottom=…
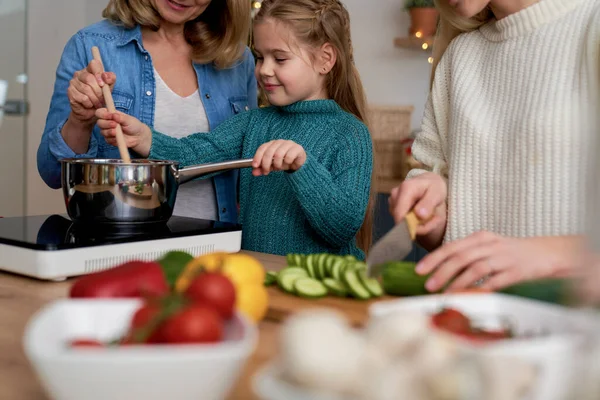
left=0, top=0, right=28, bottom=217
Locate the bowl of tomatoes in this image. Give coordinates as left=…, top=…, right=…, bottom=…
left=23, top=273, right=258, bottom=400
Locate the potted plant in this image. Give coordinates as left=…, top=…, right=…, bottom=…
left=404, top=0, right=438, bottom=38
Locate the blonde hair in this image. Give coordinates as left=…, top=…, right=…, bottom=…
left=255, top=0, right=376, bottom=253
left=430, top=0, right=494, bottom=87
left=102, top=0, right=250, bottom=68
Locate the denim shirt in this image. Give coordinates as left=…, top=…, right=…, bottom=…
left=37, top=19, right=258, bottom=223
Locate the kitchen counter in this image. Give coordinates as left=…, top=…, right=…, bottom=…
left=0, top=250, right=378, bottom=400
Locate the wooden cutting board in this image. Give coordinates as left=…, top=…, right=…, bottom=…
left=265, top=285, right=396, bottom=327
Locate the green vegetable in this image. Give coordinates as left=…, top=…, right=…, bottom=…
left=264, top=271, right=278, bottom=286
left=381, top=261, right=433, bottom=296
left=281, top=253, right=383, bottom=301
left=157, top=250, right=194, bottom=288
left=294, top=277, right=328, bottom=298
left=323, top=278, right=349, bottom=297
left=499, top=279, right=573, bottom=305
left=342, top=266, right=371, bottom=300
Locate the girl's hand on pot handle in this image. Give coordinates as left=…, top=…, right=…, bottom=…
left=252, top=140, right=307, bottom=176
left=68, top=60, right=116, bottom=124
left=389, top=172, right=447, bottom=237
left=95, top=108, right=152, bottom=156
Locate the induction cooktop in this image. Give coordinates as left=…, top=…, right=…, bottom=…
left=0, top=214, right=242, bottom=281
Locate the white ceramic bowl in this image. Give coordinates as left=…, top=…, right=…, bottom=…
left=369, top=293, right=600, bottom=400
left=23, top=299, right=258, bottom=400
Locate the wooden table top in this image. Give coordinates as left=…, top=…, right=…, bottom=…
left=0, top=250, right=382, bottom=400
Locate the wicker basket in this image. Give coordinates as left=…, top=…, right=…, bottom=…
left=367, top=105, right=414, bottom=180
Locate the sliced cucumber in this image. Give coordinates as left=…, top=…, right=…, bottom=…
left=281, top=267, right=308, bottom=277
left=317, top=254, right=327, bottom=279
left=358, top=270, right=383, bottom=297
left=344, top=255, right=356, bottom=262
left=278, top=273, right=303, bottom=293
left=342, top=268, right=371, bottom=300
left=305, top=255, right=317, bottom=278
left=325, top=255, right=336, bottom=277
left=286, top=254, right=295, bottom=267
left=331, top=260, right=344, bottom=281
left=323, top=278, right=349, bottom=297
left=294, top=277, right=328, bottom=299
left=264, top=271, right=278, bottom=286
left=293, top=254, right=303, bottom=268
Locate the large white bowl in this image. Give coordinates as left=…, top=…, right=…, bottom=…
left=23, top=299, right=258, bottom=400
left=369, top=293, right=600, bottom=400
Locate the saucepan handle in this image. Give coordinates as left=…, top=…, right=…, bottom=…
left=175, top=159, right=254, bottom=184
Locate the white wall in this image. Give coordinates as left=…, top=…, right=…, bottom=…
left=26, top=0, right=103, bottom=216
left=345, top=0, right=431, bottom=130
left=0, top=2, right=26, bottom=217
left=23, top=0, right=430, bottom=216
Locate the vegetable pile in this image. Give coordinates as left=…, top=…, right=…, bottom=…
left=68, top=251, right=270, bottom=347
left=265, top=253, right=384, bottom=300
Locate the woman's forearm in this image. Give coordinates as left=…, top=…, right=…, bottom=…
left=60, top=113, right=95, bottom=154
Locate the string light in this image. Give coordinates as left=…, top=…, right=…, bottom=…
left=415, top=31, right=423, bottom=38
left=421, top=43, right=428, bottom=50
left=252, top=1, right=261, bottom=9
left=428, top=57, right=434, bottom=64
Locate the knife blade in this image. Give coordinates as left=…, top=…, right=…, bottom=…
left=366, top=211, right=420, bottom=277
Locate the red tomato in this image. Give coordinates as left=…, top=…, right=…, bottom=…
left=184, top=273, right=236, bottom=319
left=128, top=303, right=165, bottom=344
left=161, top=304, right=224, bottom=344
left=431, top=307, right=472, bottom=334
left=69, top=339, right=104, bottom=348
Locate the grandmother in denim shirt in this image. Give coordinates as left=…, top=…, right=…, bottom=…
left=37, top=0, right=257, bottom=223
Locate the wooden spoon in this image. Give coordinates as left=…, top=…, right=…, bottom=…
left=91, top=46, right=131, bottom=163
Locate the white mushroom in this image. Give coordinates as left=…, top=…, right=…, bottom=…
left=278, top=309, right=367, bottom=395
left=365, top=311, right=431, bottom=360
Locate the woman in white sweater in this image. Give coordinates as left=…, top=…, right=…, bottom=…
left=390, top=0, right=600, bottom=292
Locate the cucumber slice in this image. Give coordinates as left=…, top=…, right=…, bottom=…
left=342, top=269, right=371, bottom=300
left=278, top=273, right=303, bottom=293
left=358, top=270, right=383, bottom=297
left=331, top=260, right=344, bottom=281
left=344, top=255, right=356, bottom=262
left=293, top=254, right=303, bottom=268
left=354, top=262, right=367, bottom=272
left=281, top=267, right=308, bottom=278
left=294, top=277, right=328, bottom=298
left=264, top=271, right=278, bottom=286
left=286, top=254, right=295, bottom=266
left=317, top=254, right=327, bottom=279
left=323, top=278, right=349, bottom=297
left=305, top=255, right=317, bottom=278
left=325, top=255, right=336, bottom=277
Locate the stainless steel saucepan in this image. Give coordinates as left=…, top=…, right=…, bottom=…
left=60, top=158, right=253, bottom=225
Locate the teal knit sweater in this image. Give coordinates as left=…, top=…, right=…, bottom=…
left=150, top=100, right=373, bottom=259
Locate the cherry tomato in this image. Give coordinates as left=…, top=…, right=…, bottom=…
left=128, top=303, right=165, bottom=344
left=161, top=304, right=224, bottom=344
left=184, top=272, right=236, bottom=319
left=69, top=339, right=104, bottom=348
left=431, top=307, right=472, bottom=334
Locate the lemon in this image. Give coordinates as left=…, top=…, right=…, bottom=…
left=236, top=284, right=269, bottom=323
left=221, top=253, right=266, bottom=287
left=175, top=252, right=265, bottom=293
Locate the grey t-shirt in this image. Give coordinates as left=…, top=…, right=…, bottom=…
left=153, top=68, right=218, bottom=221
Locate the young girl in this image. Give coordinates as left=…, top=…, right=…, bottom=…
left=95, top=0, right=375, bottom=259
left=389, top=0, right=599, bottom=292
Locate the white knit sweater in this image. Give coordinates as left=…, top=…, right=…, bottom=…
left=408, top=0, right=600, bottom=243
